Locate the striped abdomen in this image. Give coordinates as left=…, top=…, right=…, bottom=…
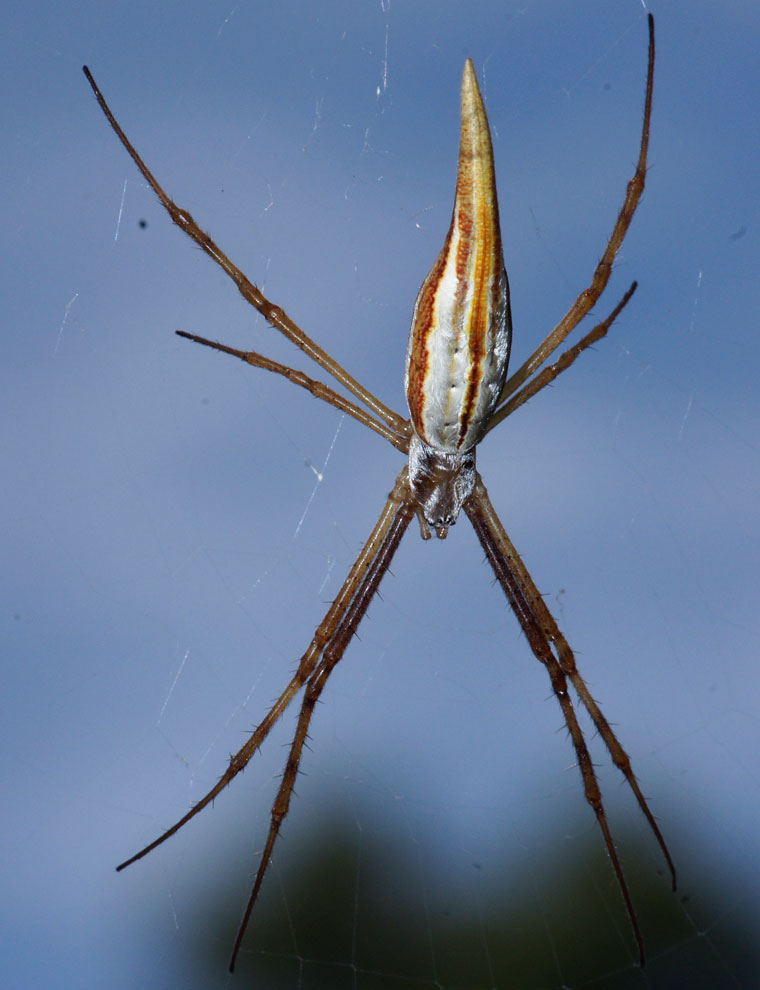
left=405, top=59, right=511, bottom=455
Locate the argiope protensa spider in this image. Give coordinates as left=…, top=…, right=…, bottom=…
left=84, top=13, right=673, bottom=972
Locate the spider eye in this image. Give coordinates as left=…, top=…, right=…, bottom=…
left=428, top=514, right=457, bottom=540
left=428, top=514, right=455, bottom=527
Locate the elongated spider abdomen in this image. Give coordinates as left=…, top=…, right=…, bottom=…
left=405, top=59, right=512, bottom=457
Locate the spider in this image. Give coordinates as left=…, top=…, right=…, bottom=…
left=84, top=13, right=673, bottom=972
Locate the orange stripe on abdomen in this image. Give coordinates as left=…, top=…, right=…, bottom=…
left=405, top=59, right=511, bottom=454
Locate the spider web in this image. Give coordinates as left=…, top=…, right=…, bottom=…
left=5, top=0, right=759, bottom=988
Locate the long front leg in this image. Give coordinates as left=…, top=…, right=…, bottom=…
left=230, top=480, right=415, bottom=970
left=117, top=469, right=414, bottom=876
left=465, top=474, right=674, bottom=965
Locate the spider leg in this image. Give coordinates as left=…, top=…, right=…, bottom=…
left=465, top=473, right=674, bottom=966
left=493, top=14, right=654, bottom=416
left=82, top=66, right=409, bottom=441
left=175, top=330, right=409, bottom=453
left=470, top=477, right=675, bottom=889
left=487, top=282, right=637, bottom=430
left=116, top=469, right=414, bottom=877
left=229, top=475, right=415, bottom=970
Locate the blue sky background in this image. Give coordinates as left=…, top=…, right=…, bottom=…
left=3, top=1, right=759, bottom=987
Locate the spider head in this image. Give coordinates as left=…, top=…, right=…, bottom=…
left=407, top=433, right=476, bottom=540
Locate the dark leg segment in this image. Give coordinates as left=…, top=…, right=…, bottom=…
left=229, top=483, right=414, bottom=969
left=465, top=473, right=675, bottom=966
left=115, top=470, right=415, bottom=968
